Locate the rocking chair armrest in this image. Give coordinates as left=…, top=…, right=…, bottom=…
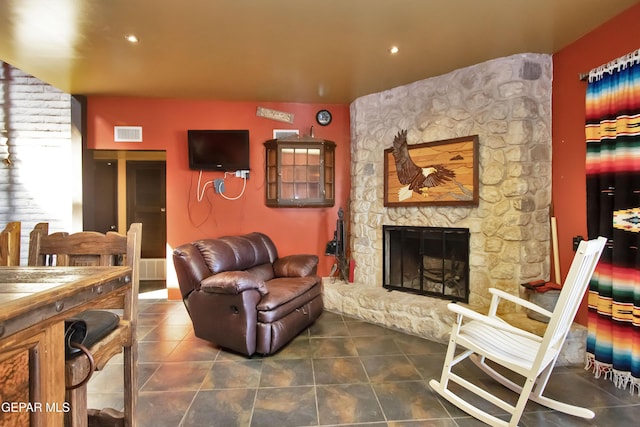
left=488, top=288, right=553, bottom=319
left=447, top=303, right=543, bottom=342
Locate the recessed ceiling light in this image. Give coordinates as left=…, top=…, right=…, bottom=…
left=389, top=46, right=399, bottom=54
left=125, top=34, right=139, bottom=44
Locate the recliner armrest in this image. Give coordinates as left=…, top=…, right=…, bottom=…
left=273, top=254, right=318, bottom=277
left=200, top=271, right=269, bottom=296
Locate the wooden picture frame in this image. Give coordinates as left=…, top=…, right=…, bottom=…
left=384, top=134, right=479, bottom=207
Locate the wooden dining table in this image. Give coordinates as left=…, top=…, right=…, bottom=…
left=0, top=266, right=132, bottom=427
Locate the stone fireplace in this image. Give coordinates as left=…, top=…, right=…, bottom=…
left=347, top=52, right=553, bottom=306
left=322, top=53, right=587, bottom=365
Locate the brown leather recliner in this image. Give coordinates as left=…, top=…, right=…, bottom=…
left=173, top=232, right=323, bottom=356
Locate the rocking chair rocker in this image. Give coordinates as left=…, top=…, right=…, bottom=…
left=429, top=236, right=606, bottom=427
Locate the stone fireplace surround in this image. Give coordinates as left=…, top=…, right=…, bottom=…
left=322, top=53, right=586, bottom=365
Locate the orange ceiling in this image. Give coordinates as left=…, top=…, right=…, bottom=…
left=0, top=0, right=638, bottom=103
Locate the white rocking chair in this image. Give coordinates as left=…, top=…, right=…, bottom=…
left=429, top=236, right=607, bottom=427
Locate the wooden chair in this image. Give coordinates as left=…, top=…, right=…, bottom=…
left=0, top=221, right=21, bottom=266
left=28, top=223, right=142, bottom=427
left=429, top=236, right=607, bottom=427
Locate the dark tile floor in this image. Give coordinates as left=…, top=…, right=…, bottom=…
left=88, top=293, right=640, bottom=426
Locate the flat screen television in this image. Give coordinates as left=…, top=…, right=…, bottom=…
left=187, top=129, right=250, bottom=171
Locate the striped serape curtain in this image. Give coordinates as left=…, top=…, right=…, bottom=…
left=585, top=49, right=640, bottom=395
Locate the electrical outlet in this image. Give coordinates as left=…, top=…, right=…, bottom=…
left=214, top=178, right=224, bottom=193
left=236, top=170, right=250, bottom=179
left=572, top=235, right=584, bottom=251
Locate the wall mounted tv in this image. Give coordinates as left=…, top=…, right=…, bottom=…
left=187, top=129, right=250, bottom=171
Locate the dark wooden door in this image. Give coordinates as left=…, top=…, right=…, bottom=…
left=126, top=161, right=166, bottom=258
left=93, top=160, right=118, bottom=234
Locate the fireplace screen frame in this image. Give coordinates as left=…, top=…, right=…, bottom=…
left=383, top=225, right=470, bottom=303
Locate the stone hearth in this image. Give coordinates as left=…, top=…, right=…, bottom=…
left=322, top=278, right=587, bottom=366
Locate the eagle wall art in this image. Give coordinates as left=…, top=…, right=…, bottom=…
left=383, top=131, right=479, bottom=207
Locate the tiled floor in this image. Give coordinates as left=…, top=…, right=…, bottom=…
left=88, top=292, right=640, bottom=426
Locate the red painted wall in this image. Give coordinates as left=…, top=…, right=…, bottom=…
left=552, top=2, right=640, bottom=324
left=87, top=98, right=350, bottom=299
left=87, top=3, right=639, bottom=307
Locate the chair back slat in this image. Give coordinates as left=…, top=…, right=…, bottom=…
left=0, top=222, right=21, bottom=266
left=542, top=237, right=607, bottom=351
left=28, top=227, right=129, bottom=268
left=27, top=223, right=49, bottom=267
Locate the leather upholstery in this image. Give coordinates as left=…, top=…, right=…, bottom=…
left=173, top=232, right=323, bottom=356
left=273, top=254, right=318, bottom=277
left=201, top=271, right=269, bottom=296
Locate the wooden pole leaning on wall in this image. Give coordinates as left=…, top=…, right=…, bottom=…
left=551, top=216, right=561, bottom=285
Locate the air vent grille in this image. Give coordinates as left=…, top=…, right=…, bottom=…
left=114, top=126, right=143, bottom=142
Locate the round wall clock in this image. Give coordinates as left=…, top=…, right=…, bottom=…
left=316, top=109, right=332, bottom=126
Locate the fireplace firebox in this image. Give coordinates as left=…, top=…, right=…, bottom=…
left=383, top=225, right=470, bottom=303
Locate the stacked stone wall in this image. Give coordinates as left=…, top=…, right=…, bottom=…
left=349, top=53, right=553, bottom=309
left=0, top=62, right=72, bottom=262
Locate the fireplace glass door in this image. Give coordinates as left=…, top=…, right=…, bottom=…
left=383, top=225, right=469, bottom=303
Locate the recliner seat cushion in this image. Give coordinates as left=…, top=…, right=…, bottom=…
left=257, top=277, right=321, bottom=323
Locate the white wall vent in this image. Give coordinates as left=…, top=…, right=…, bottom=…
left=114, top=126, right=143, bottom=142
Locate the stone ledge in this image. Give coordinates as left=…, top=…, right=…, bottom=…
left=322, top=278, right=586, bottom=366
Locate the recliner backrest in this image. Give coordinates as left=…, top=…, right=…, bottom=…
left=194, top=232, right=279, bottom=274
left=174, top=232, right=281, bottom=301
